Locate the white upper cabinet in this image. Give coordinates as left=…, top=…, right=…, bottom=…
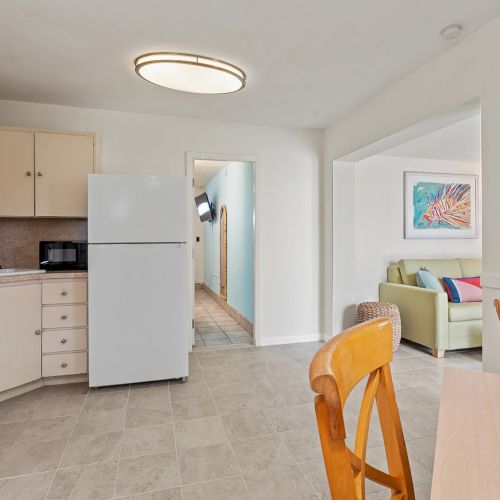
left=0, top=130, right=35, bottom=216
left=35, top=133, right=94, bottom=217
left=0, top=128, right=94, bottom=218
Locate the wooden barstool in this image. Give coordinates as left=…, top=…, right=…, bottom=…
left=309, top=318, right=414, bottom=500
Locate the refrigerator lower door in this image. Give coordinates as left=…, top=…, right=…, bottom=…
left=89, top=243, right=189, bottom=387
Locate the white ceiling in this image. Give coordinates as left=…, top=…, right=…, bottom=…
left=383, top=114, right=481, bottom=162
left=0, top=1, right=499, bottom=129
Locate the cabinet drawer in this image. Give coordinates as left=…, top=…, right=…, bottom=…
left=42, top=352, right=87, bottom=377
left=42, top=328, right=87, bottom=354
left=42, top=281, right=87, bottom=305
left=42, top=304, right=87, bottom=329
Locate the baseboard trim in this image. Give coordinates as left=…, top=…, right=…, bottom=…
left=259, top=333, right=325, bottom=346
left=0, top=374, right=89, bottom=402
left=200, top=283, right=254, bottom=334
left=0, top=379, right=44, bottom=403
left=43, top=374, right=89, bottom=386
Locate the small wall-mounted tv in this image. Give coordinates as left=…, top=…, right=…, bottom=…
left=195, top=192, right=215, bottom=222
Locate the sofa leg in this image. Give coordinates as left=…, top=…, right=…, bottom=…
left=432, top=349, right=445, bottom=358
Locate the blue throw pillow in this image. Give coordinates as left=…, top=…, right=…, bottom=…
left=416, top=268, right=443, bottom=292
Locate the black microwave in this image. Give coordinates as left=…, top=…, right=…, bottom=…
left=39, top=241, right=88, bottom=271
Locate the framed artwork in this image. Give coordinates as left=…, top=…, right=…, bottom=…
left=404, top=172, right=478, bottom=239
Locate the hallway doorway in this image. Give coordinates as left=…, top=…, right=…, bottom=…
left=190, top=157, right=256, bottom=349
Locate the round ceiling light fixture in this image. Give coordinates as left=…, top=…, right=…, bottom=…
left=440, top=24, right=463, bottom=40
left=134, top=52, right=246, bottom=94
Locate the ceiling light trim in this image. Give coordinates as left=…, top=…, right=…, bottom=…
left=134, top=52, right=246, bottom=94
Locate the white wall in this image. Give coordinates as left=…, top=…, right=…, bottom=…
left=0, top=99, right=322, bottom=345
left=478, top=20, right=500, bottom=372
left=193, top=187, right=204, bottom=285
left=331, top=156, right=482, bottom=333
left=323, top=17, right=500, bottom=372
left=355, top=156, right=481, bottom=301
left=332, top=162, right=357, bottom=330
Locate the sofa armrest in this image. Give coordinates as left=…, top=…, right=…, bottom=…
left=379, top=282, right=449, bottom=350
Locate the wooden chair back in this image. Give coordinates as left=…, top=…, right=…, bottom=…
left=309, top=318, right=414, bottom=500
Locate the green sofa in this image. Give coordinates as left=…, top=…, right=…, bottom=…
left=379, top=258, right=482, bottom=357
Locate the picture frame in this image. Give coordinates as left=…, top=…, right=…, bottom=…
left=404, top=171, right=478, bottom=239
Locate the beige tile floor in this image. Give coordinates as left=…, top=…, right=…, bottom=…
left=194, top=290, right=253, bottom=348
left=0, top=340, right=481, bottom=499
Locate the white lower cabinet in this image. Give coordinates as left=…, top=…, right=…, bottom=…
left=0, top=278, right=89, bottom=397
left=42, top=352, right=88, bottom=377
left=42, top=279, right=88, bottom=378
left=42, top=281, right=87, bottom=305
left=42, top=328, right=87, bottom=353
left=42, top=304, right=88, bottom=329
left=0, top=284, right=42, bottom=392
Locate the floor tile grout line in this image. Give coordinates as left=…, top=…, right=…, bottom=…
left=194, top=290, right=253, bottom=348
left=112, top=385, right=131, bottom=499
left=200, top=347, right=319, bottom=497
left=42, top=385, right=91, bottom=500
left=0, top=443, right=193, bottom=484
left=297, top=462, right=321, bottom=500
left=0, top=331, right=479, bottom=495
left=32, top=442, right=434, bottom=500
left=297, top=461, right=322, bottom=498
left=197, top=353, right=255, bottom=500
left=171, top=400, right=184, bottom=500
left=0, top=469, right=58, bottom=484
left=181, top=472, right=252, bottom=494
left=199, top=344, right=333, bottom=497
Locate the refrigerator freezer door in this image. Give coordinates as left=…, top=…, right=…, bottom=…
left=88, top=243, right=189, bottom=387
left=88, top=174, right=188, bottom=244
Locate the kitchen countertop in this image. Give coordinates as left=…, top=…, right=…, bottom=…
left=0, top=270, right=88, bottom=284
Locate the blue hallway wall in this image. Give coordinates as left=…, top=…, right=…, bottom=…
left=203, top=162, right=254, bottom=322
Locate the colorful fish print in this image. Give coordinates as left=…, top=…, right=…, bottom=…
left=413, top=182, right=471, bottom=230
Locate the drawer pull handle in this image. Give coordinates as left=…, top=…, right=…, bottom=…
left=61, top=291, right=68, bottom=296
left=61, top=338, right=68, bottom=344
left=61, top=362, right=68, bottom=368
left=37, top=171, right=43, bottom=177
left=26, top=171, right=32, bottom=177
left=61, top=315, right=67, bottom=320
left=34, top=330, right=41, bottom=335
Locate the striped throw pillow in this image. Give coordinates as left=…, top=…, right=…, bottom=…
left=442, top=277, right=482, bottom=303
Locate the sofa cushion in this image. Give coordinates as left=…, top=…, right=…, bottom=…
left=399, top=259, right=462, bottom=286
left=387, top=265, right=403, bottom=284
left=448, top=302, right=482, bottom=322
left=458, top=258, right=482, bottom=278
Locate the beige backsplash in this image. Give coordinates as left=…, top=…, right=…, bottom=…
left=0, top=219, right=87, bottom=269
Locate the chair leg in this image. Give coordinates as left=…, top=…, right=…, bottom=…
left=431, top=349, right=445, bottom=358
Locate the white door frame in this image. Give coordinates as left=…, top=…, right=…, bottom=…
left=185, top=152, right=260, bottom=347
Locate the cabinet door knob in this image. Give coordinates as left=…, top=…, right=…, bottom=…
left=37, top=171, right=43, bottom=177
left=61, top=362, right=68, bottom=368
left=61, top=291, right=68, bottom=296
left=26, top=171, right=32, bottom=177
left=61, top=338, right=68, bottom=344
left=61, top=315, right=67, bottom=320
left=34, top=330, right=41, bottom=335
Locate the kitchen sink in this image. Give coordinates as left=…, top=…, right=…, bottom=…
left=0, top=268, right=46, bottom=276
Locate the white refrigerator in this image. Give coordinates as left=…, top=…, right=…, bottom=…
left=88, top=174, right=189, bottom=387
